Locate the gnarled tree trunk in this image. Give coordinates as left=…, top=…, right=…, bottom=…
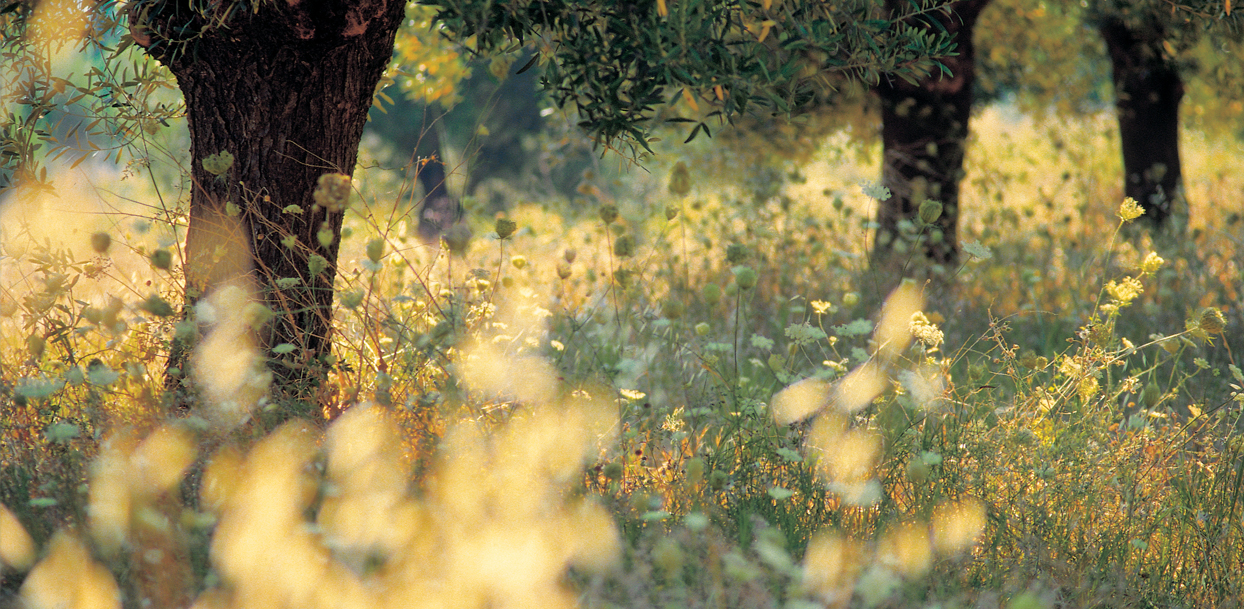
left=133, top=0, right=406, bottom=412
left=873, top=0, right=991, bottom=272
left=1098, top=15, right=1185, bottom=230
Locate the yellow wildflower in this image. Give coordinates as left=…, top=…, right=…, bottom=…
left=1118, top=197, right=1144, bottom=222
left=1106, top=276, right=1143, bottom=305
left=1139, top=251, right=1164, bottom=274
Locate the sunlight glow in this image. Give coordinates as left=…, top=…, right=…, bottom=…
left=457, top=339, right=559, bottom=406
left=878, top=522, right=932, bottom=577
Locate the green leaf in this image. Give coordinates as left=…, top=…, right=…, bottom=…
left=17, top=377, right=65, bottom=399
left=87, top=365, right=120, bottom=386
left=46, top=422, right=80, bottom=443
left=834, top=319, right=874, bottom=336
left=767, top=486, right=794, bottom=500
left=775, top=447, right=803, bottom=463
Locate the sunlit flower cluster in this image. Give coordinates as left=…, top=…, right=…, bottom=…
left=909, top=311, right=944, bottom=351
left=1105, top=275, right=1143, bottom=307
left=1117, top=197, right=1144, bottom=222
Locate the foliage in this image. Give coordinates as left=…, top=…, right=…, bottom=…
left=425, top=0, right=958, bottom=154
left=0, top=0, right=182, bottom=191
left=389, top=2, right=474, bottom=108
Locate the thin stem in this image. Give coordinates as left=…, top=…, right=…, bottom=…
left=491, top=238, right=505, bottom=304
left=733, top=286, right=743, bottom=399
left=604, top=224, right=622, bottom=333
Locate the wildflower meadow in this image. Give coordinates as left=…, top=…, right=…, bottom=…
left=2, top=89, right=1243, bottom=609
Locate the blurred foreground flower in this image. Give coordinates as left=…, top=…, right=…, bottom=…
left=21, top=533, right=121, bottom=609
left=203, top=397, right=618, bottom=609
left=0, top=504, right=36, bottom=571
left=193, top=282, right=271, bottom=427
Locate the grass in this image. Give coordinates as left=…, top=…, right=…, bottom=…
left=1, top=105, right=1242, bottom=609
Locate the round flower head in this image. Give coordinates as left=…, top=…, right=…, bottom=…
left=1117, top=197, right=1144, bottom=222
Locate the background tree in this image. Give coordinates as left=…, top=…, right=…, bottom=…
left=373, top=39, right=563, bottom=239
left=976, top=0, right=1244, bottom=231
left=381, top=3, right=468, bottom=239
left=873, top=0, right=993, bottom=271
left=1091, top=0, right=1242, bottom=230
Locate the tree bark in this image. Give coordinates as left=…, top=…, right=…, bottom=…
left=1098, top=15, right=1185, bottom=230
left=873, top=0, right=991, bottom=272
left=133, top=0, right=406, bottom=410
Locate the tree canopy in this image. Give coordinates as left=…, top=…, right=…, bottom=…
left=426, top=0, right=958, bottom=154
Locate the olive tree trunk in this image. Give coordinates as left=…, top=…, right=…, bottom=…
left=132, top=0, right=406, bottom=411
left=873, top=0, right=992, bottom=271
left=1098, top=15, right=1186, bottom=230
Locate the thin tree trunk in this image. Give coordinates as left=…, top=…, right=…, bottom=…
left=413, top=108, right=460, bottom=241
left=134, top=0, right=406, bottom=412
left=1098, top=15, right=1185, bottom=230
left=873, top=0, right=991, bottom=272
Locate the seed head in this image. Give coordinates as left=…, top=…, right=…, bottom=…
left=599, top=204, right=619, bottom=224
left=918, top=199, right=943, bottom=225
left=661, top=299, right=685, bottom=320
left=495, top=218, right=517, bottom=240
left=726, top=243, right=750, bottom=264
left=90, top=232, right=111, bottom=254
left=613, top=234, right=635, bottom=258
left=1199, top=307, right=1226, bottom=335
left=313, top=173, right=352, bottom=213
left=703, top=284, right=722, bottom=306
left=669, top=161, right=692, bottom=196
left=732, top=265, right=758, bottom=290
left=150, top=249, right=172, bottom=270
left=26, top=335, right=46, bottom=359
